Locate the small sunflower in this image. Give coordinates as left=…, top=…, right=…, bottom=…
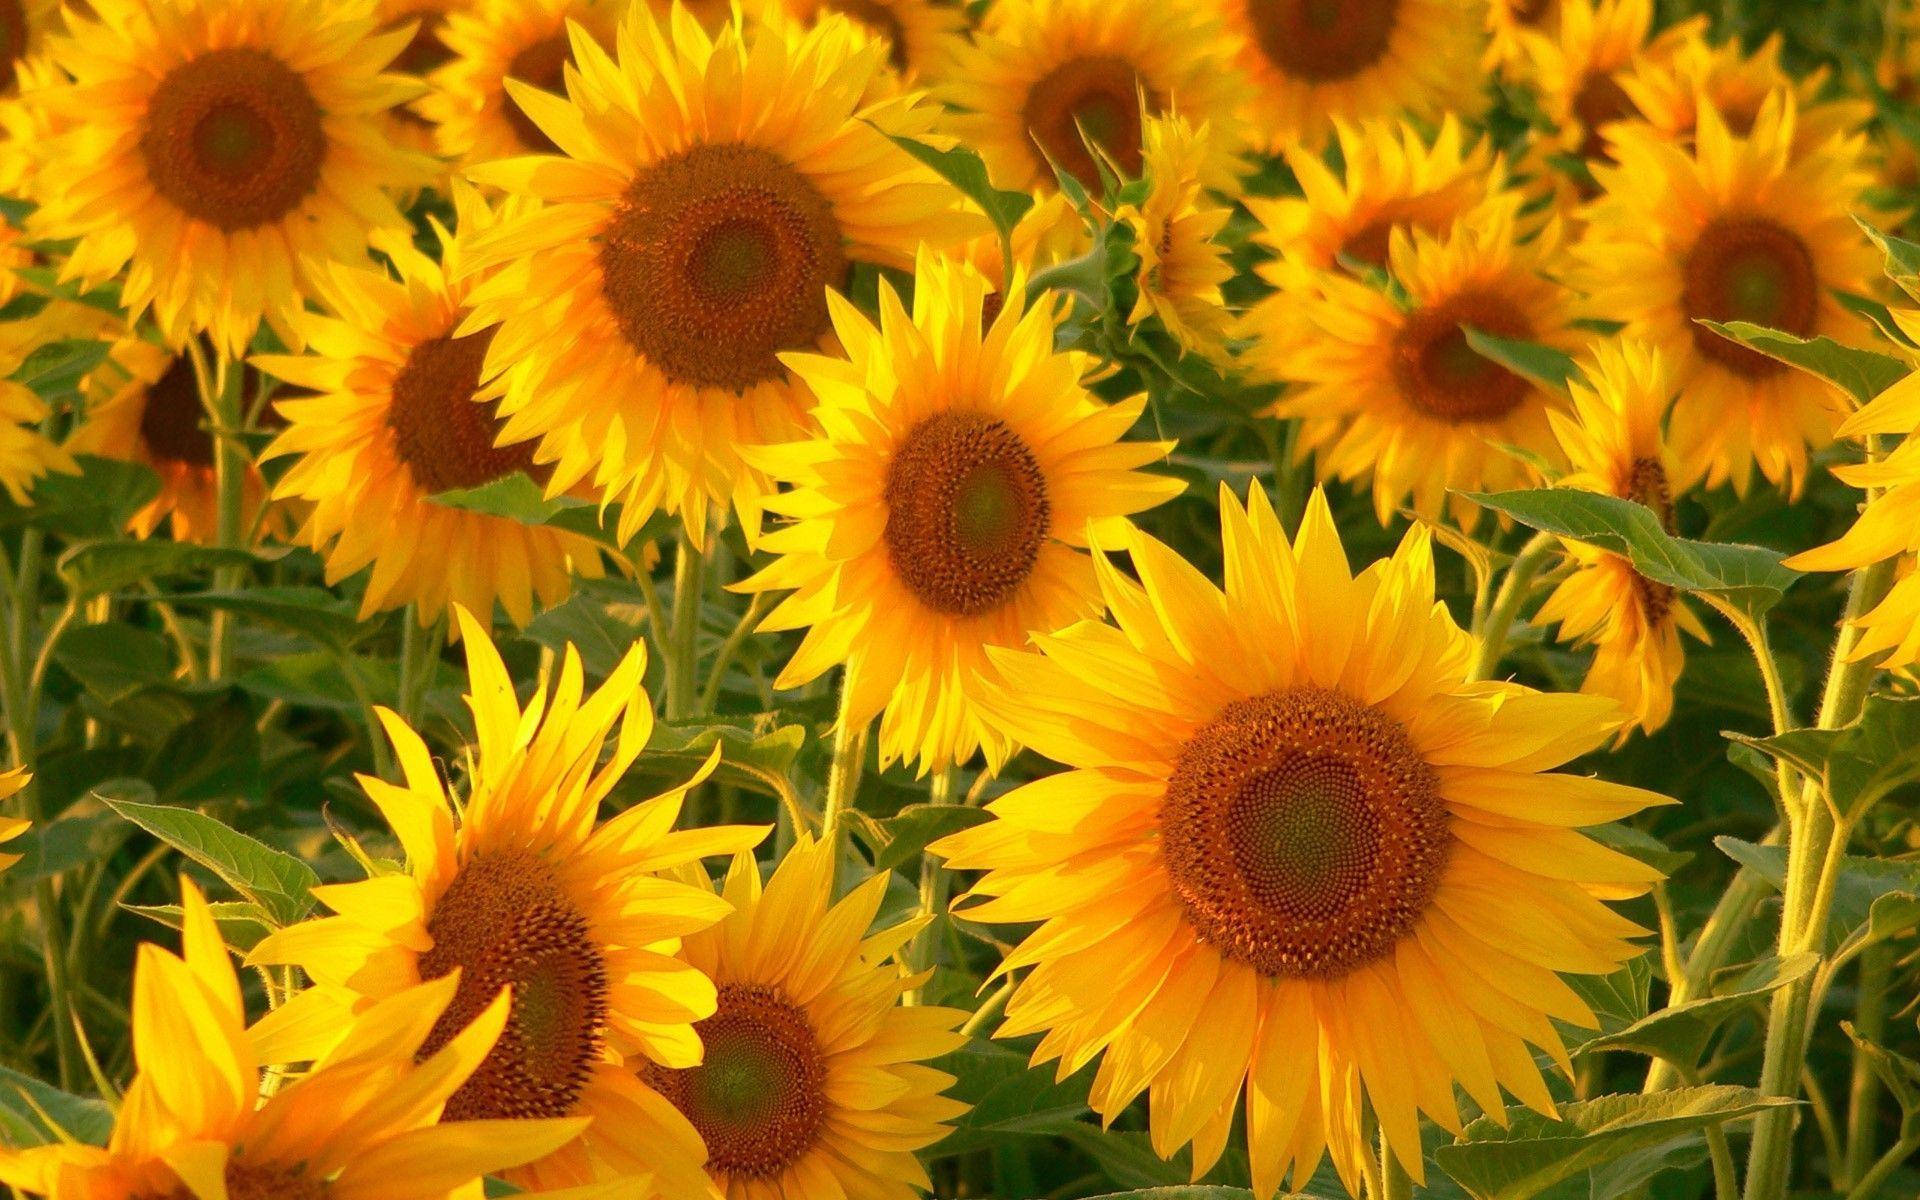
left=1623, top=29, right=1869, bottom=158
left=1537, top=341, right=1708, bottom=735
left=1520, top=0, right=1677, bottom=171
left=1256, top=211, right=1581, bottom=527
left=460, top=6, right=979, bottom=546
left=420, top=0, right=623, bottom=168
left=1210, top=0, right=1489, bottom=153
left=941, top=0, right=1246, bottom=195
left=759, top=0, right=966, bottom=79
left=0, top=878, right=606, bottom=1199
left=0, top=767, right=26, bottom=873
left=28, top=0, right=434, bottom=356
left=653, top=835, right=967, bottom=1199
left=737, top=249, right=1182, bottom=772
left=1116, top=114, right=1234, bottom=359
left=67, top=336, right=280, bottom=544
left=249, top=609, right=768, bottom=1192
left=257, top=187, right=604, bottom=632
left=933, top=486, right=1665, bottom=1195
left=1573, top=97, right=1878, bottom=493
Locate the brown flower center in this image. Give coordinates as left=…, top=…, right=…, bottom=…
left=1160, top=687, right=1451, bottom=978
left=1391, top=290, right=1536, bottom=424
left=139, top=47, right=326, bottom=231
left=1510, top=0, right=1552, bottom=25
left=1625, top=455, right=1675, bottom=623
left=417, top=851, right=609, bottom=1122
left=883, top=411, right=1051, bottom=617
left=1682, top=216, right=1817, bottom=380
left=387, top=322, right=544, bottom=494
left=1572, top=71, right=1634, bottom=162
left=599, top=144, right=846, bottom=394
left=1020, top=55, right=1158, bottom=190
left=139, top=356, right=214, bottom=469
left=224, top=1162, right=328, bottom=1200
left=391, top=8, right=454, bottom=75
left=1245, top=0, right=1402, bottom=83
left=648, top=984, right=828, bottom=1180
left=502, top=33, right=572, bottom=154
left=0, top=0, right=27, bottom=94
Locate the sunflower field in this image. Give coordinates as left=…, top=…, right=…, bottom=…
left=5, top=0, right=1920, bottom=1197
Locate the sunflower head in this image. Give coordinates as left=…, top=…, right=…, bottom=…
left=420, top=0, right=622, bottom=166
left=1117, top=114, right=1236, bottom=358
left=1519, top=0, right=1663, bottom=168
left=759, top=0, right=967, bottom=79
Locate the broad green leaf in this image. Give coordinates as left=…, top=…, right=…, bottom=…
left=1563, top=955, right=1651, bottom=1040
left=1857, top=215, right=1920, bottom=301
left=13, top=337, right=111, bottom=402
left=123, top=899, right=276, bottom=952
left=0, top=455, right=159, bottom=540
left=523, top=578, right=653, bottom=678
left=1578, top=953, right=1817, bottom=1069
left=1726, top=694, right=1920, bottom=822
left=1841, top=1021, right=1920, bottom=1137
left=57, top=540, right=267, bottom=599
left=54, top=621, right=172, bottom=706
left=1434, top=1086, right=1794, bottom=1200
left=0, top=804, right=129, bottom=885
left=428, top=474, right=665, bottom=549
left=1836, top=290, right=1919, bottom=349
left=1465, top=328, right=1581, bottom=394
left=0, top=1066, right=113, bottom=1149
left=1463, top=488, right=1798, bottom=619
left=1695, top=320, right=1906, bottom=404
left=869, top=803, right=992, bottom=873
left=635, top=717, right=805, bottom=821
left=879, top=130, right=1034, bottom=249
left=162, top=586, right=368, bottom=649
left=144, top=695, right=264, bottom=805
left=1714, top=837, right=1920, bottom=954
left=930, top=1042, right=1091, bottom=1157
left=97, top=782, right=318, bottom=926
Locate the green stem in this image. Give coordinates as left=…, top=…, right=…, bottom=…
left=1468, top=531, right=1555, bottom=682
left=1707, top=1120, right=1741, bottom=1200
left=395, top=607, right=442, bottom=727
left=1841, top=946, right=1892, bottom=1188
left=906, top=766, right=957, bottom=1006
left=1843, top=1132, right=1920, bottom=1200
left=187, top=339, right=247, bottom=681
left=821, top=679, right=869, bottom=846
left=961, top=977, right=1015, bottom=1039
left=699, top=592, right=772, bottom=714
left=1377, top=1121, right=1411, bottom=1200
left=664, top=530, right=705, bottom=720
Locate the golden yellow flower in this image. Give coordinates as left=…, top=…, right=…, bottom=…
left=941, top=0, right=1245, bottom=195
left=1255, top=210, right=1580, bottom=527
left=1537, top=341, right=1708, bottom=735
left=934, top=485, right=1665, bottom=1195
left=1573, top=97, right=1878, bottom=493
left=0, top=878, right=608, bottom=1199
left=0, top=309, right=84, bottom=504
left=256, top=187, right=604, bottom=632
left=460, top=6, right=978, bottom=547
left=1623, top=27, right=1869, bottom=159
left=0, top=767, right=26, bottom=873
left=654, top=835, right=967, bottom=1198
left=758, top=0, right=965, bottom=79
left=0, top=0, right=57, bottom=97
left=738, top=249, right=1181, bottom=772
left=248, top=610, right=767, bottom=1192
left=26, top=0, right=433, bottom=357
left=1116, top=114, right=1234, bottom=359
left=1519, top=0, right=1679, bottom=169
left=1209, top=0, right=1489, bottom=153
left=1485, top=0, right=1560, bottom=71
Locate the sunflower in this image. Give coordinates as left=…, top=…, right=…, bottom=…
left=651, top=835, right=967, bottom=1199
left=932, top=485, right=1666, bottom=1195
left=0, top=767, right=26, bottom=873
left=737, top=249, right=1182, bottom=772
left=1255, top=210, right=1580, bottom=528
left=1115, top=115, right=1234, bottom=359
left=1537, top=341, right=1708, bottom=735
left=1485, top=0, right=1559, bottom=71
left=1209, top=0, right=1489, bottom=153
left=248, top=608, right=768, bottom=1192
left=0, top=54, right=66, bottom=198
left=66, top=336, right=282, bottom=544
left=256, top=188, right=604, bottom=632
left=1519, top=0, right=1679, bottom=171
left=1624, top=28, right=1869, bottom=159
left=380, top=0, right=472, bottom=76
left=941, top=0, right=1245, bottom=195
left=0, top=878, right=608, bottom=1199
left=0, top=312, right=82, bottom=504
left=759, top=0, right=966, bottom=79
left=460, top=6, right=978, bottom=547
left=27, top=0, right=434, bottom=356
left=0, top=0, right=56, bottom=97
left=420, top=0, right=623, bottom=168
left=1573, top=97, right=1878, bottom=494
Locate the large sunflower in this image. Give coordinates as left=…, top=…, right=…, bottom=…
left=933, top=486, right=1666, bottom=1195
left=0, top=878, right=606, bottom=1199
left=26, top=0, right=433, bottom=356
left=941, top=0, right=1245, bottom=195
left=1256, top=211, right=1580, bottom=528
left=1573, top=97, right=1877, bottom=493
left=257, top=187, right=604, bottom=632
left=1116, top=115, right=1235, bottom=360
left=737, top=250, right=1181, bottom=772
left=1209, top=0, right=1489, bottom=153
left=653, top=835, right=967, bottom=1199
left=248, top=610, right=768, bottom=1191
left=1537, top=341, right=1708, bottom=736
left=420, top=0, right=622, bottom=168
left=460, top=6, right=978, bottom=546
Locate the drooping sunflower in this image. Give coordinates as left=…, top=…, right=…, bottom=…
left=420, top=0, right=622, bottom=168
left=1115, top=115, right=1234, bottom=359
left=650, top=835, right=967, bottom=1199
left=460, top=6, right=979, bottom=546
left=759, top=0, right=966, bottom=79
left=737, top=250, right=1182, bottom=772
left=249, top=609, right=768, bottom=1192
left=0, top=767, right=26, bottom=873
left=941, top=0, right=1246, bottom=195
left=67, top=336, right=281, bottom=544
left=1256, top=211, right=1581, bottom=528
left=0, top=878, right=608, bottom=1199
left=27, top=0, right=433, bottom=356
left=933, top=486, right=1666, bottom=1195
left=1537, top=341, right=1707, bottom=735
left=257, top=187, right=605, bottom=632
left=1209, top=0, right=1489, bottom=153
left=1573, top=97, right=1878, bottom=494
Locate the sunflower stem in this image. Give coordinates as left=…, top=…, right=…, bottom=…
left=700, top=592, right=773, bottom=714
left=821, top=680, right=869, bottom=846
left=395, top=606, right=442, bottom=728
left=1467, top=531, right=1554, bottom=682
left=1840, top=945, right=1891, bottom=1188
left=1380, top=1129, right=1412, bottom=1200
left=906, top=765, right=957, bottom=1006
left=1742, top=553, right=1895, bottom=1200
left=665, top=529, right=705, bottom=720
left=188, top=338, right=247, bottom=681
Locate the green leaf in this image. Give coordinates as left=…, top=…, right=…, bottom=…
left=867, top=803, right=992, bottom=873
left=0, top=1066, right=113, bottom=1149
left=1434, top=1086, right=1795, bottom=1200
left=1, top=803, right=129, bottom=885
left=1563, top=955, right=1651, bottom=1040
left=54, top=621, right=172, bottom=706
left=878, top=130, right=1034, bottom=249
left=1856, top=215, right=1920, bottom=301
left=56, top=540, right=267, bottom=599
left=1578, top=953, right=1817, bottom=1069
left=1695, top=320, right=1907, bottom=404
left=1841, top=1021, right=1920, bottom=1138
left=13, top=337, right=111, bottom=402
left=1463, top=488, right=1798, bottom=619
left=635, top=717, right=805, bottom=819
left=930, top=1042, right=1091, bottom=1157
left=1464, top=328, right=1581, bottom=394
left=428, top=473, right=664, bottom=549
left=97, top=781, right=318, bottom=927
left=1725, top=694, right=1920, bottom=822
left=523, top=578, right=653, bottom=678
left=161, top=586, right=368, bottom=649
left=0, top=455, right=160, bottom=540
left=1714, top=837, right=1920, bottom=954
left=122, top=899, right=277, bottom=952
